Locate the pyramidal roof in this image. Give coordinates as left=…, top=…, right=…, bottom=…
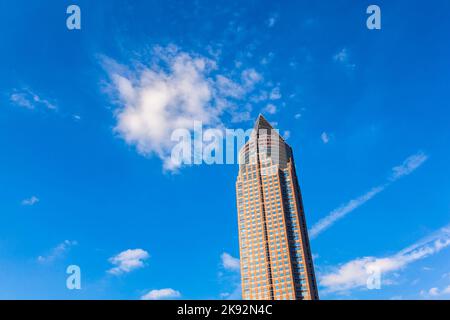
left=252, top=113, right=286, bottom=142
left=253, top=114, right=274, bottom=131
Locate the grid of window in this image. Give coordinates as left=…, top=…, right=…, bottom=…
left=236, top=117, right=318, bottom=301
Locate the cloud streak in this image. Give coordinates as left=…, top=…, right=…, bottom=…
left=37, top=240, right=77, bottom=264
left=310, top=151, right=428, bottom=238
left=390, top=152, right=429, bottom=181
left=319, top=223, right=450, bottom=293
left=22, top=196, right=39, bottom=206
left=310, top=185, right=386, bottom=238
left=9, top=89, right=56, bottom=110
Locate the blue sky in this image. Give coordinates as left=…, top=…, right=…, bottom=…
left=1, top=0, right=450, bottom=300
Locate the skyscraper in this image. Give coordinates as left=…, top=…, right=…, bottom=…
left=236, top=115, right=319, bottom=300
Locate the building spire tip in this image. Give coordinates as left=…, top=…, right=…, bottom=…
left=254, top=113, right=272, bottom=130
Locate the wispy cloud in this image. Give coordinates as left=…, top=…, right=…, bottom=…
left=219, top=252, right=241, bottom=299
left=420, top=285, right=450, bottom=298
left=266, top=13, right=279, bottom=28
left=310, top=186, right=385, bottom=238
left=107, top=248, right=149, bottom=275
left=21, top=195, right=39, bottom=206
left=221, top=252, right=240, bottom=272
left=37, top=240, right=77, bottom=264
left=333, top=48, right=348, bottom=63
left=310, top=151, right=428, bottom=238
left=333, top=48, right=356, bottom=70
left=390, top=152, right=428, bottom=181
left=141, top=288, right=181, bottom=300
left=220, top=283, right=242, bottom=300
left=269, top=87, right=281, bottom=100
left=263, top=103, right=277, bottom=114
left=9, top=89, right=56, bottom=110
left=319, top=223, right=450, bottom=293
left=321, top=132, right=330, bottom=144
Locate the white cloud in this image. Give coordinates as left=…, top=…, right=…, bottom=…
left=390, top=151, right=428, bottom=181
left=289, top=61, right=298, bottom=69
left=241, top=68, right=262, bottom=88
left=321, top=132, right=330, bottom=144
left=22, top=196, right=39, bottom=206
left=10, top=92, right=33, bottom=109
left=283, top=130, right=291, bottom=140
left=141, top=288, right=181, bottom=300
left=221, top=283, right=242, bottom=300
left=108, top=248, right=149, bottom=275
left=333, top=48, right=349, bottom=63
left=221, top=252, right=240, bottom=272
left=420, top=285, right=450, bottom=298
left=10, top=89, right=56, bottom=110
left=263, top=103, right=277, bottom=114
left=269, top=87, right=281, bottom=100
left=219, top=253, right=241, bottom=299
left=103, top=45, right=264, bottom=172
left=37, top=240, right=77, bottom=264
left=260, top=53, right=275, bottom=66
left=428, top=287, right=440, bottom=296
left=310, top=186, right=385, bottom=238
left=320, top=224, right=450, bottom=293
left=444, top=286, right=450, bottom=294
left=249, top=90, right=268, bottom=103
left=333, top=48, right=356, bottom=70
left=267, top=13, right=278, bottom=28
left=310, top=151, right=428, bottom=238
